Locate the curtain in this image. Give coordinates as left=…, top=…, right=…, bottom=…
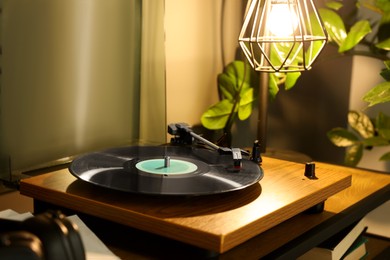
left=0, top=0, right=166, bottom=174
left=139, top=0, right=166, bottom=144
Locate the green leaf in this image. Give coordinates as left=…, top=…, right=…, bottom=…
left=269, top=73, right=280, bottom=100
left=285, top=72, right=301, bottom=90
left=379, top=151, right=390, bottom=161
left=201, top=99, right=234, bottom=130
left=202, top=60, right=256, bottom=131
left=362, top=136, right=389, bottom=146
left=224, top=61, right=248, bottom=89
left=218, top=73, right=236, bottom=100
left=378, top=129, right=390, bottom=141
left=376, top=38, right=390, bottom=51
left=339, top=20, right=372, bottom=53
left=380, top=67, right=390, bottom=81
left=327, top=127, right=359, bottom=147
left=238, top=88, right=254, bottom=121
left=307, top=12, right=328, bottom=66
left=375, top=0, right=390, bottom=13
left=270, top=42, right=303, bottom=71
left=319, top=8, right=347, bottom=47
left=218, top=61, right=251, bottom=100
left=376, top=112, right=390, bottom=139
left=325, top=1, right=343, bottom=11
left=345, top=144, right=363, bottom=166
left=385, top=60, right=390, bottom=70
left=348, top=111, right=375, bottom=138
left=362, top=81, right=390, bottom=106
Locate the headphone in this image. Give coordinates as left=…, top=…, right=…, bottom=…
left=0, top=211, right=85, bottom=260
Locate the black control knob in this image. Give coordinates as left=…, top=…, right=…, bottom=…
left=304, top=162, right=317, bottom=179
left=250, top=140, right=262, bottom=164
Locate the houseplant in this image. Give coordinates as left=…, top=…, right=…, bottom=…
left=322, top=0, right=390, bottom=166
left=200, top=60, right=257, bottom=146
left=201, top=0, right=390, bottom=166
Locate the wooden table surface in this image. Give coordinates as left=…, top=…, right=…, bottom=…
left=224, top=164, right=390, bottom=259
left=19, top=156, right=353, bottom=254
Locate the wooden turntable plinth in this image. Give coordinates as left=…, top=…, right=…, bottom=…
left=20, top=156, right=351, bottom=253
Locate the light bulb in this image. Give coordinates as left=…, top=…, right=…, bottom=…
left=267, top=1, right=299, bottom=37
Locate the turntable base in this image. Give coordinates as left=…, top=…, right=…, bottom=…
left=20, top=156, right=352, bottom=253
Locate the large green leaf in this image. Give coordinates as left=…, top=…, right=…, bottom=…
left=375, top=0, right=390, bottom=13
left=269, top=73, right=280, bottom=100
left=380, top=66, right=390, bottom=81
left=375, top=0, right=390, bottom=16
left=319, top=8, right=347, bottom=47
left=345, top=144, right=363, bottom=166
left=306, top=12, right=327, bottom=68
left=218, top=73, right=236, bottom=100
left=339, top=20, right=372, bottom=52
left=326, top=1, right=343, bottom=10
left=218, top=61, right=252, bottom=100
left=238, top=88, right=254, bottom=121
left=224, top=61, right=248, bottom=89
left=380, top=151, right=390, bottom=161
left=358, top=0, right=390, bottom=14
left=362, top=136, right=389, bottom=146
left=362, top=81, right=390, bottom=106
left=376, top=112, right=390, bottom=139
left=327, top=127, right=359, bottom=147
left=202, top=61, right=256, bottom=131
left=201, top=99, right=233, bottom=130
left=376, top=38, right=390, bottom=51
left=348, top=111, right=375, bottom=138
left=285, top=72, right=301, bottom=90
left=270, top=42, right=302, bottom=70
left=385, top=60, right=390, bottom=70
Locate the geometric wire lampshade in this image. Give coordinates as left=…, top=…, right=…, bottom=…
left=239, top=0, right=328, bottom=72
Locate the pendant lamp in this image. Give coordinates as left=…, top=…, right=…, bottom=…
left=239, top=0, right=328, bottom=72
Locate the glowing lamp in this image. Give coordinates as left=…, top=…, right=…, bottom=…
left=239, top=0, right=328, bottom=72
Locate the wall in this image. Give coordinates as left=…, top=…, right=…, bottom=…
left=267, top=45, right=353, bottom=164
left=165, top=0, right=244, bottom=133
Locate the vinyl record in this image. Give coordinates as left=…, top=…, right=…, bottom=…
left=69, top=146, right=263, bottom=195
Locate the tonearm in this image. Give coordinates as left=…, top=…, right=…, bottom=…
left=168, top=123, right=262, bottom=167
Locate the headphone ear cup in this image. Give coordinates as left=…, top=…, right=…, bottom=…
left=0, top=231, right=44, bottom=260
left=23, top=211, right=85, bottom=260
left=48, top=212, right=85, bottom=260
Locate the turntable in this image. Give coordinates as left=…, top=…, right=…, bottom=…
left=19, top=123, right=352, bottom=254
left=69, top=123, right=264, bottom=196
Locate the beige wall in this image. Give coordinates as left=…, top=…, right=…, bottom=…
left=165, top=0, right=244, bottom=135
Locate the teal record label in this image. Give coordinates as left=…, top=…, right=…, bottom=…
left=136, top=159, right=198, bottom=175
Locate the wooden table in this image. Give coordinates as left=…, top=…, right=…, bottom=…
left=19, top=156, right=390, bottom=259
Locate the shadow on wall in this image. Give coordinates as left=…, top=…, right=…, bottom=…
left=267, top=45, right=353, bottom=165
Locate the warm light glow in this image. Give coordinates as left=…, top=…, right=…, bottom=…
left=267, top=2, right=299, bottom=37
left=239, top=0, right=328, bottom=72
